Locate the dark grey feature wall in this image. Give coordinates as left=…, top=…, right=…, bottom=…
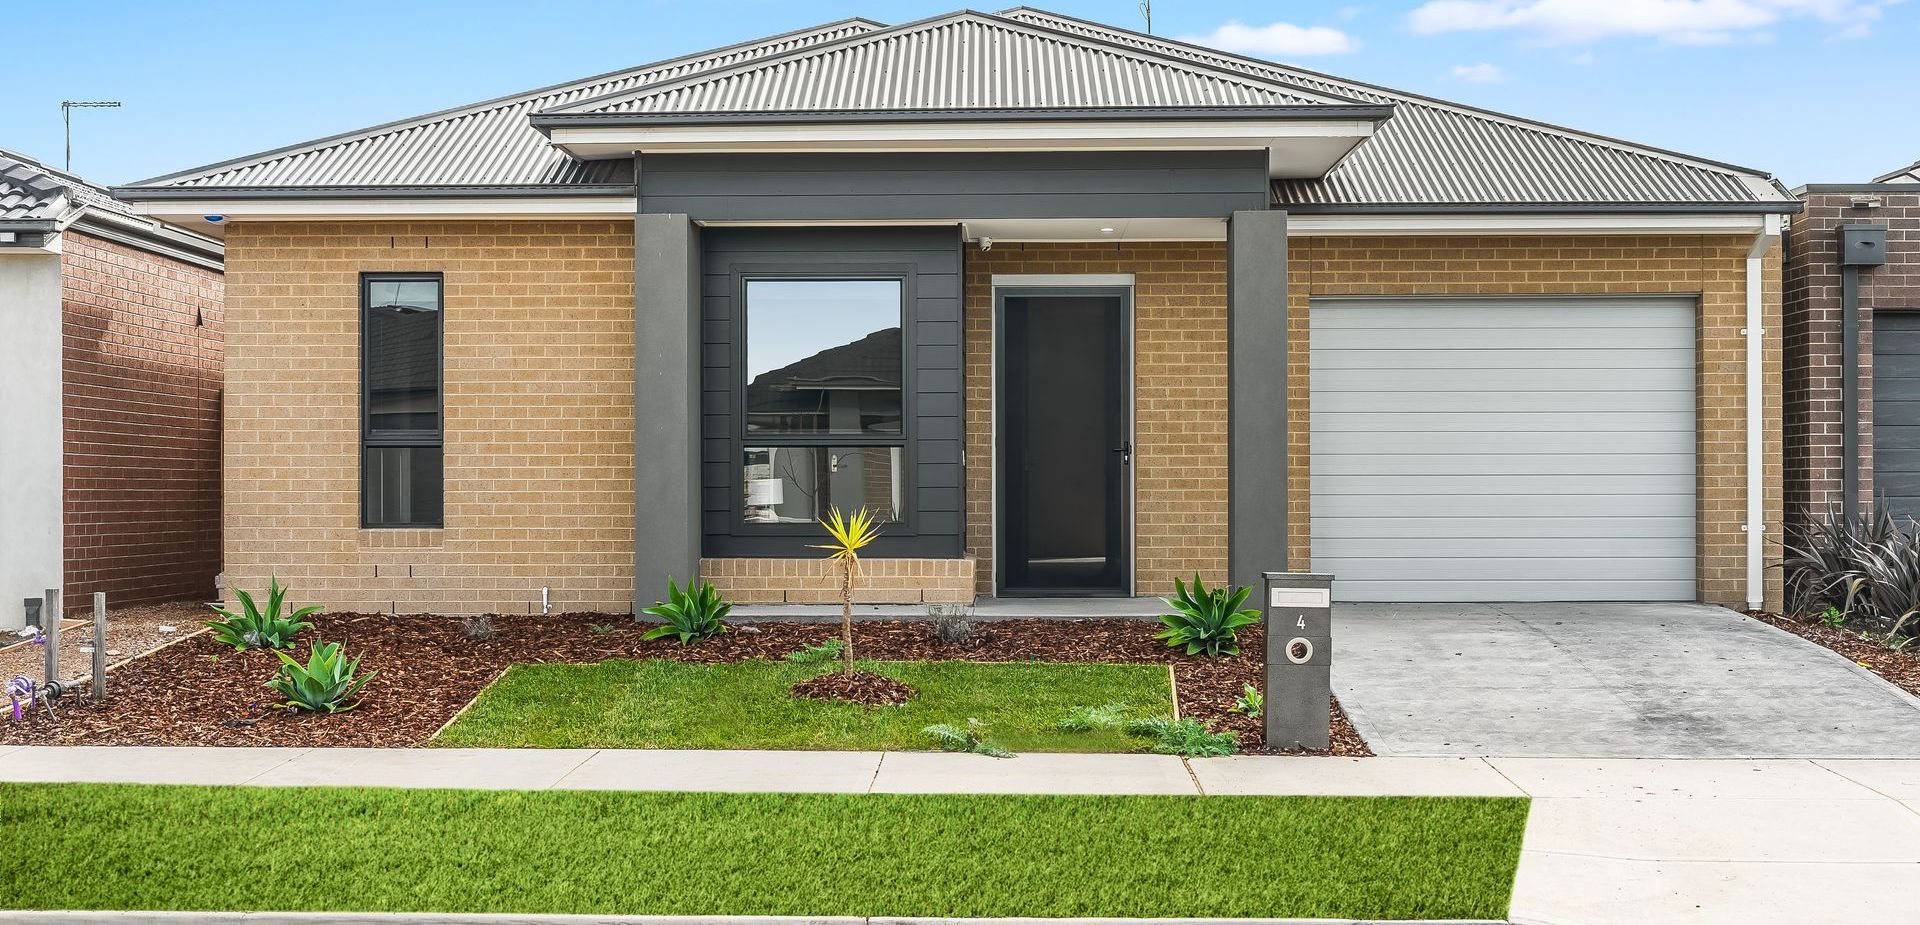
left=700, top=226, right=965, bottom=558
left=634, top=214, right=702, bottom=599
left=640, top=151, right=1268, bottom=222
left=1228, top=210, right=1289, bottom=592
left=1873, top=311, right=1920, bottom=523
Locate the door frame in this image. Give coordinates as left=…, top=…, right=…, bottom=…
left=990, top=274, right=1136, bottom=597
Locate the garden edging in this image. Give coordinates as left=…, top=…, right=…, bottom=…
left=0, top=911, right=1508, bottom=924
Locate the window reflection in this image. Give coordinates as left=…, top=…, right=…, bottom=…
left=745, top=279, right=902, bottom=436
left=742, top=446, right=902, bottom=524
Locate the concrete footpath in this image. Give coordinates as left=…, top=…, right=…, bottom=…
left=4, top=746, right=1919, bottom=925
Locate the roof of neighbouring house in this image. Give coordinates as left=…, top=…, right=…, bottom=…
left=1874, top=160, right=1920, bottom=184
left=117, top=8, right=1792, bottom=212
left=0, top=147, right=222, bottom=265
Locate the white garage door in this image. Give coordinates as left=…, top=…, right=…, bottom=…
left=1309, top=297, right=1696, bottom=602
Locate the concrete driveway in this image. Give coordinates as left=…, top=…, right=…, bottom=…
left=1332, top=602, right=1920, bottom=758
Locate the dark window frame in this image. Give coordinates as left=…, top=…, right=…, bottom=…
left=359, top=272, right=445, bottom=529
left=728, top=264, right=919, bottom=537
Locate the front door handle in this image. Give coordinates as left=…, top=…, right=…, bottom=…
left=1113, top=441, right=1132, bottom=465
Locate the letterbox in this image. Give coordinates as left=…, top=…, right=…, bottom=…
left=1263, top=572, right=1334, bottom=750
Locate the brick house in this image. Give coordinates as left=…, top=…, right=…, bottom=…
left=0, top=148, right=224, bottom=628
left=115, top=9, right=1795, bottom=615
left=1784, top=162, right=1920, bottom=544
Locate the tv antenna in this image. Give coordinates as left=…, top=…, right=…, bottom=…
left=1139, top=0, right=1152, bottom=33
left=61, top=100, right=121, bottom=172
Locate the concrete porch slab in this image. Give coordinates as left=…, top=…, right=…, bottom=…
left=731, top=597, right=1167, bottom=621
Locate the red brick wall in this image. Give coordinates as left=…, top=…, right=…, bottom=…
left=1784, top=191, right=1920, bottom=529
left=61, top=231, right=224, bottom=609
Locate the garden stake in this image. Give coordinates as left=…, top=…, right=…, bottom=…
left=43, top=587, right=60, bottom=686
left=92, top=592, right=107, bottom=701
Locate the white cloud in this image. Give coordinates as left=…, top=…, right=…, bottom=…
left=1405, top=0, right=1896, bottom=45
left=1450, top=62, right=1506, bottom=81
left=1180, top=20, right=1359, bottom=55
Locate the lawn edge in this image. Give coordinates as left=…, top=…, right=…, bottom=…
left=0, top=913, right=1510, bottom=924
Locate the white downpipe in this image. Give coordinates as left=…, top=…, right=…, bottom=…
left=1745, top=216, right=1781, bottom=611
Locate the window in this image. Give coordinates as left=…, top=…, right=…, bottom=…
left=741, top=278, right=905, bottom=524
left=362, top=274, right=443, bottom=527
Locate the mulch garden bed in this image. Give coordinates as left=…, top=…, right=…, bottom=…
left=0, top=613, right=1368, bottom=756
left=1750, top=610, right=1920, bottom=698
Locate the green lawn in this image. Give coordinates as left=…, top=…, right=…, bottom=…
left=0, top=783, right=1529, bottom=920
left=433, top=659, right=1173, bottom=751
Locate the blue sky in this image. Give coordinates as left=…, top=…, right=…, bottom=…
left=8, top=0, right=1916, bottom=187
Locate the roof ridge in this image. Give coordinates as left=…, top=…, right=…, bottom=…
left=543, top=8, right=1369, bottom=117
left=125, top=17, right=887, bottom=188
left=1872, top=159, right=1920, bottom=183
left=998, top=6, right=1777, bottom=183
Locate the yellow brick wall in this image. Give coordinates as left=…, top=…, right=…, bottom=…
left=221, top=221, right=636, bottom=615
left=701, top=557, right=976, bottom=604
left=1285, top=235, right=1784, bottom=611
left=963, top=243, right=1231, bottom=596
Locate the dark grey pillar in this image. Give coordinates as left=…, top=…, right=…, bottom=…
left=1228, top=210, right=1289, bottom=593
left=634, top=213, right=701, bottom=604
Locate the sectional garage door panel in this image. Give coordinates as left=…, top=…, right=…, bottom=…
left=1873, top=312, right=1920, bottom=522
left=1309, top=297, right=1697, bottom=602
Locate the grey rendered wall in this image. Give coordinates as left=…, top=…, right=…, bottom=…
left=634, top=214, right=701, bottom=599
left=1229, top=211, right=1289, bottom=593
left=700, top=226, right=964, bottom=558
left=0, top=254, right=64, bottom=629
left=640, top=151, right=1269, bottom=221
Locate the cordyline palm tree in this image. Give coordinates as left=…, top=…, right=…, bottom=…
left=813, top=506, right=881, bottom=675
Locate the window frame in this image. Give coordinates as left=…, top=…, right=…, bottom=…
left=359, top=271, right=446, bottom=529
left=728, top=265, right=917, bottom=536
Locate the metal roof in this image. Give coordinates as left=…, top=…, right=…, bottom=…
left=999, top=8, right=1792, bottom=210
left=128, top=19, right=883, bottom=189
left=1873, top=160, right=1920, bottom=184
left=542, top=12, right=1361, bottom=117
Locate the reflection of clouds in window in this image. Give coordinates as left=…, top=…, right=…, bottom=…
left=368, top=280, right=441, bottom=314
left=747, top=279, right=899, bottom=377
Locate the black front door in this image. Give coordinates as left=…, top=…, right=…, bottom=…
left=998, top=290, right=1130, bottom=595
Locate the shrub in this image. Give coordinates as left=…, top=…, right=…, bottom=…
left=205, top=578, right=316, bottom=652
left=460, top=614, right=496, bottom=640
left=1125, top=716, right=1238, bottom=758
left=267, top=640, right=376, bottom=713
left=785, top=638, right=845, bottom=664
left=923, top=718, right=1014, bottom=758
left=1782, top=503, right=1920, bottom=648
left=1155, top=574, right=1261, bottom=656
left=816, top=507, right=882, bottom=674
left=640, top=578, right=729, bottom=645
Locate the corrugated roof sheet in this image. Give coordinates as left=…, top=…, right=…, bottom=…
left=1874, top=160, right=1920, bottom=184
left=135, top=19, right=883, bottom=188
left=549, top=13, right=1357, bottom=115
left=1000, top=8, right=1787, bottom=208
left=1, top=147, right=136, bottom=223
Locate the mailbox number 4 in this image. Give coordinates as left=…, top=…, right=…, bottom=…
left=1296, top=615, right=1307, bottom=629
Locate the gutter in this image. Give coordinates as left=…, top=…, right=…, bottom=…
left=529, top=104, right=1398, bottom=130
left=112, top=184, right=636, bottom=202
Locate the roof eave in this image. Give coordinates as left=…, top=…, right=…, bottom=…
left=529, top=104, right=1395, bottom=131
left=1276, top=201, right=1803, bottom=215
left=113, top=184, right=637, bottom=202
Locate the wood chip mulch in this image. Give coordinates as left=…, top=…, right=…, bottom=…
left=789, top=670, right=917, bottom=706
left=0, top=613, right=1369, bottom=756
left=1750, top=610, right=1920, bottom=698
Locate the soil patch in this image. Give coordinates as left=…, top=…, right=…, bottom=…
left=1751, top=610, right=1920, bottom=699
left=0, top=600, right=207, bottom=688
left=0, top=613, right=1368, bottom=755
left=789, top=669, right=917, bottom=706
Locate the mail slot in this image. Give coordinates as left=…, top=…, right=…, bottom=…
left=1263, top=571, right=1334, bottom=750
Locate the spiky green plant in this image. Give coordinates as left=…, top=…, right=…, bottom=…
left=1124, top=716, right=1238, bottom=757
left=640, top=578, right=729, bottom=645
left=1155, top=574, right=1261, bottom=656
left=785, top=638, right=846, bottom=665
left=204, top=578, right=316, bottom=651
left=1055, top=702, right=1130, bottom=732
left=266, top=640, right=376, bottom=713
left=812, top=506, right=882, bottom=674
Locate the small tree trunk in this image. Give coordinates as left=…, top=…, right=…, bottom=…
left=840, top=559, right=856, bottom=674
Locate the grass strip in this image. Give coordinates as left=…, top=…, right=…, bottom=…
left=0, top=783, right=1527, bottom=919
left=432, top=659, right=1172, bottom=751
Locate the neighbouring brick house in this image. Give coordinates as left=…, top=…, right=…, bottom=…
left=0, top=148, right=224, bottom=628
left=1785, top=162, right=1920, bottom=543
left=116, top=8, right=1795, bottom=615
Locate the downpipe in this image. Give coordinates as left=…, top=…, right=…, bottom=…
left=1745, top=217, right=1780, bottom=613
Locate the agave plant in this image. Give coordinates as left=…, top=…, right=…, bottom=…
left=639, top=577, right=729, bottom=645
left=812, top=506, right=882, bottom=674
left=1155, top=574, right=1261, bottom=656
left=205, top=578, right=317, bottom=651
left=266, top=640, right=376, bottom=713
